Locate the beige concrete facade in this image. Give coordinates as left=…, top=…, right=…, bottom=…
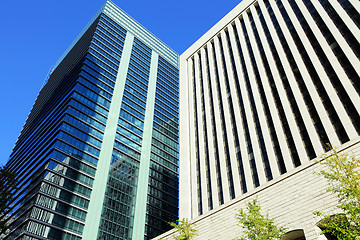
left=179, top=0, right=360, bottom=220
left=174, top=0, right=360, bottom=239
left=155, top=137, right=360, bottom=239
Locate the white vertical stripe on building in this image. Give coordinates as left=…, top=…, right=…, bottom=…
left=132, top=50, right=158, bottom=240
left=226, top=26, right=255, bottom=192
left=219, top=30, right=247, bottom=195
left=258, top=0, right=309, bottom=164
left=269, top=0, right=324, bottom=156
left=218, top=31, right=243, bottom=197
left=309, top=2, right=360, bottom=117
left=205, top=42, right=223, bottom=206
left=296, top=0, right=360, bottom=137
left=329, top=0, right=360, bottom=43
left=180, top=0, right=360, bottom=220
left=83, top=32, right=134, bottom=240
left=213, top=35, right=234, bottom=202
left=179, top=55, right=192, bottom=219
left=310, top=0, right=360, bottom=79
left=194, top=52, right=209, bottom=213
left=348, top=0, right=360, bottom=13
left=248, top=5, right=294, bottom=172
left=187, top=58, right=199, bottom=218
left=234, top=17, right=267, bottom=185
left=242, top=12, right=281, bottom=179
left=207, top=40, right=230, bottom=204
left=280, top=0, right=343, bottom=146
left=200, top=47, right=219, bottom=208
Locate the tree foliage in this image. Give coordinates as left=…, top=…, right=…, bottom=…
left=0, top=165, right=18, bottom=234
left=169, top=218, right=197, bottom=240
left=314, top=147, right=360, bottom=239
left=234, top=198, right=286, bottom=240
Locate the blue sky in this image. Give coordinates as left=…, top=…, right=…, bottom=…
left=0, top=0, right=241, bottom=166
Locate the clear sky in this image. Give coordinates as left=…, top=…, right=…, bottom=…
left=0, top=0, right=242, bottom=166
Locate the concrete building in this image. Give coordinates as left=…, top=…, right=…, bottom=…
left=157, top=0, right=360, bottom=239
left=2, top=1, right=179, bottom=239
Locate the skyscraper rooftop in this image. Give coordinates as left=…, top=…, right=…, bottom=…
left=2, top=1, right=180, bottom=239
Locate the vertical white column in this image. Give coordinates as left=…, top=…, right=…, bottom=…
left=213, top=33, right=239, bottom=197
left=280, top=0, right=345, bottom=146
left=227, top=25, right=255, bottom=191
left=219, top=30, right=247, bottom=195
left=207, top=40, right=231, bottom=204
left=132, top=51, right=159, bottom=239
left=242, top=13, right=281, bottom=179
left=268, top=0, right=324, bottom=156
left=296, top=0, right=360, bottom=138
left=348, top=0, right=360, bottom=13
left=187, top=58, right=199, bottom=218
left=234, top=17, right=267, bottom=185
left=258, top=0, right=308, bottom=165
left=310, top=0, right=360, bottom=78
left=213, top=36, right=234, bottom=202
left=179, top=55, right=192, bottom=219
left=194, top=52, right=209, bottom=213
left=82, top=32, right=134, bottom=240
left=328, top=1, right=360, bottom=43
left=249, top=5, right=294, bottom=172
left=200, top=46, right=220, bottom=208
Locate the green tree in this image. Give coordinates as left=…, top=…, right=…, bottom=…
left=314, top=147, right=360, bottom=239
left=235, top=198, right=286, bottom=240
left=169, top=218, right=197, bottom=240
left=0, top=165, right=18, bottom=234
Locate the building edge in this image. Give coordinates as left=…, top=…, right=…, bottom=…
left=15, top=0, right=179, bottom=155
left=181, top=0, right=257, bottom=58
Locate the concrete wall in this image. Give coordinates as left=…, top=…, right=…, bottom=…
left=154, top=137, right=360, bottom=240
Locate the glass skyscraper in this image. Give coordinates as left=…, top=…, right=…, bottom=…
left=2, top=1, right=179, bottom=239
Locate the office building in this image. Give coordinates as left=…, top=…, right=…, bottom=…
left=157, top=0, right=360, bottom=239
left=2, top=1, right=179, bottom=239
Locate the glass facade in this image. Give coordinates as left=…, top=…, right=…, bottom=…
left=2, top=2, right=178, bottom=240
left=146, top=56, right=179, bottom=239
